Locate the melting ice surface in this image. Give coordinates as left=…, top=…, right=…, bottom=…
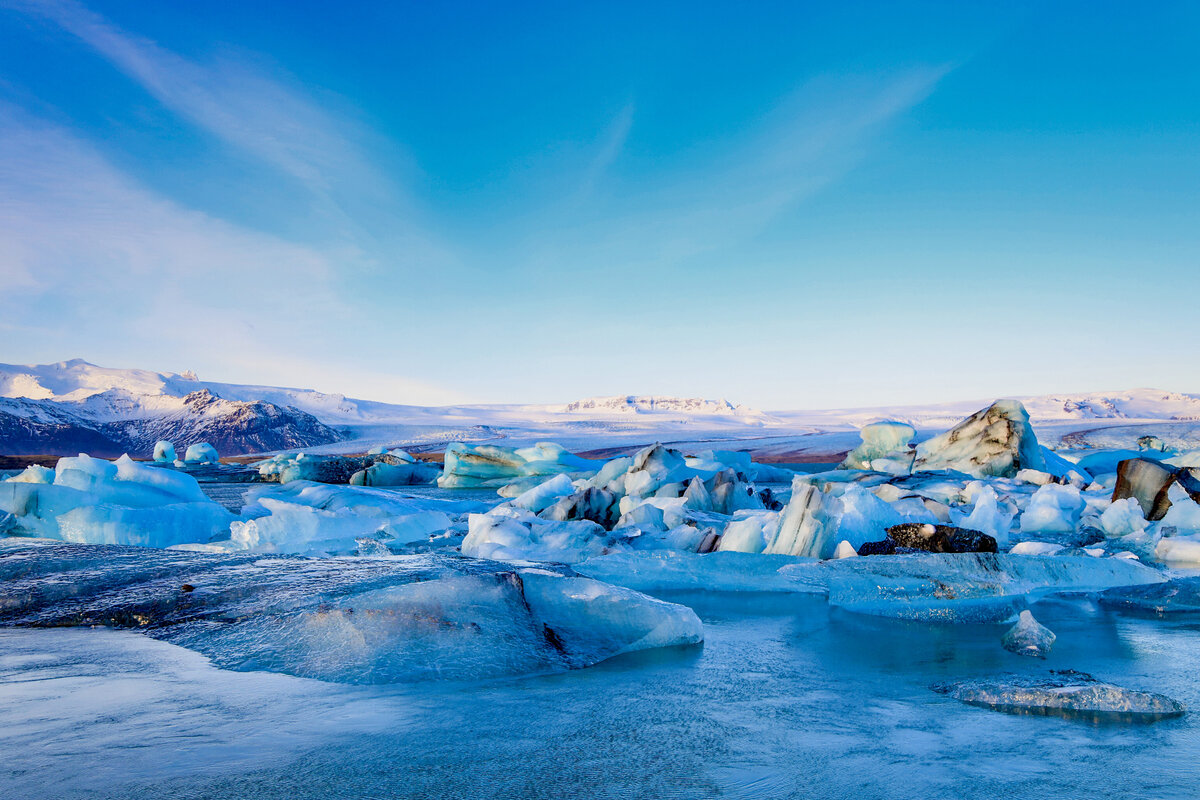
left=4, top=588, right=1200, bottom=800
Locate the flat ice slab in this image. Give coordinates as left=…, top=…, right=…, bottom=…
left=781, top=552, right=1166, bottom=622
left=935, top=670, right=1185, bottom=722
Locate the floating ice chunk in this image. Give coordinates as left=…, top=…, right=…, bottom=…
left=1015, top=469, right=1054, bottom=486
left=617, top=502, right=668, bottom=533
left=228, top=481, right=470, bottom=555
left=1, top=454, right=226, bottom=544
left=349, top=460, right=439, bottom=487
left=112, top=454, right=211, bottom=504
left=833, top=540, right=858, bottom=559
left=1112, top=458, right=1177, bottom=521
left=576, top=550, right=821, bottom=594
left=1020, top=484, right=1085, bottom=533
left=912, top=400, right=1044, bottom=478
left=934, top=671, right=1185, bottom=722
left=1009, top=541, right=1065, bottom=556
left=765, top=478, right=841, bottom=559
left=588, top=457, right=634, bottom=492
left=959, top=485, right=1014, bottom=545
left=1158, top=497, right=1200, bottom=534
left=782, top=552, right=1165, bottom=622
left=717, top=514, right=774, bottom=554
left=1099, top=498, right=1149, bottom=538
left=1154, top=535, right=1200, bottom=565
left=183, top=443, right=219, bottom=465
left=152, top=441, right=176, bottom=463
left=835, top=484, right=904, bottom=551
left=682, top=477, right=713, bottom=512
left=4, top=464, right=54, bottom=484
left=540, top=487, right=620, bottom=527
left=461, top=512, right=609, bottom=563
left=518, top=571, right=703, bottom=661
left=510, top=473, right=576, bottom=514
left=230, top=499, right=451, bottom=556
left=840, top=421, right=916, bottom=471
left=438, top=442, right=594, bottom=489
left=1002, top=610, right=1055, bottom=657
left=58, top=502, right=234, bottom=548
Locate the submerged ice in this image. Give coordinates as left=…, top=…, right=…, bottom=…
left=0, top=539, right=701, bottom=683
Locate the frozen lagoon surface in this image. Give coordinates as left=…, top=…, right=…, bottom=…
left=3, top=591, right=1200, bottom=799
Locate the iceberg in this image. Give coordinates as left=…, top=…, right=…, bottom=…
left=0, top=454, right=230, bottom=545
left=510, top=472, right=577, bottom=513
left=227, top=481, right=473, bottom=556
left=152, top=441, right=176, bottom=463
left=765, top=479, right=841, bottom=558
left=457, top=444, right=782, bottom=563
left=912, top=400, right=1045, bottom=478
left=1019, top=483, right=1085, bottom=534
left=349, top=460, right=440, bottom=487
left=1002, top=610, right=1055, bottom=657
left=183, top=442, right=219, bottom=465
left=460, top=510, right=612, bottom=563
left=257, top=452, right=437, bottom=486
left=1112, top=457, right=1178, bottom=521
left=58, top=502, right=235, bottom=549
left=840, top=421, right=916, bottom=471
left=438, top=442, right=595, bottom=489
left=1098, top=497, right=1149, bottom=538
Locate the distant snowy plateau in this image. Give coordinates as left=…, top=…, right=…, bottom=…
left=2, top=359, right=1199, bottom=458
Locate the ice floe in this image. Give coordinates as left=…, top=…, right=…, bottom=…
left=934, top=670, right=1185, bottom=722
left=0, top=539, right=701, bottom=682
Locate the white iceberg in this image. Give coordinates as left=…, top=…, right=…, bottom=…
left=0, top=453, right=230, bottom=546
left=840, top=421, right=916, bottom=471
left=183, top=442, right=219, bottom=465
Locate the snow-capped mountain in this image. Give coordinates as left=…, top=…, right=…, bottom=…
left=2, top=360, right=1199, bottom=458
left=559, top=395, right=768, bottom=419
left=0, top=361, right=344, bottom=457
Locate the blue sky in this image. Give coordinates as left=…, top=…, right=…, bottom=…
left=1, top=0, right=1198, bottom=408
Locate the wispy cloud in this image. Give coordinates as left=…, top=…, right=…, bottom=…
left=519, top=67, right=951, bottom=280
left=572, top=103, right=635, bottom=204
left=6, top=0, right=446, bottom=260
left=0, top=105, right=465, bottom=404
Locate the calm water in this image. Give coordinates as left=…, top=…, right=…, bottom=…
left=2, top=591, right=1198, bottom=799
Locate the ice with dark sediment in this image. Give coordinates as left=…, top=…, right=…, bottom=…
left=0, top=539, right=701, bottom=683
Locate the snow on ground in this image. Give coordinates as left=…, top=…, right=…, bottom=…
left=3, top=361, right=1199, bottom=459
